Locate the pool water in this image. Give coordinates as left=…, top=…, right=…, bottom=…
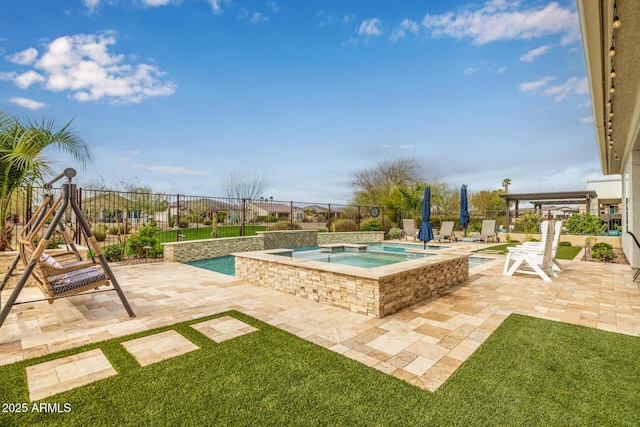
left=289, top=249, right=431, bottom=268
left=186, top=247, right=493, bottom=276
left=367, top=242, right=449, bottom=252
left=187, top=255, right=235, bottom=276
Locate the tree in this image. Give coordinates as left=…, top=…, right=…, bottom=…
left=352, top=158, right=419, bottom=206
left=222, top=169, right=269, bottom=201
left=502, top=178, right=511, bottom=193
left=470, top=190, right=507, bottom=213
left=0, top=112, right=92, bottom=251
left=221, top=169, right=269, bottom=235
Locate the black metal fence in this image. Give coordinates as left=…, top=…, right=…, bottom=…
left=2, top=187, right=388, bottom=252
left=2, top=186, right=617, bottom=256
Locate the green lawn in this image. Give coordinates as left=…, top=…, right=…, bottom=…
left=2, top=312, right=639, bottom=426
left=474, top=243, right=582, bottom=260
left=156, top=225, right=269, bottom=242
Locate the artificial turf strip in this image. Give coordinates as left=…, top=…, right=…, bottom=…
left=156, top=225, right=269, bottom=242
left=2, top=313, right=640, bottom=426
left=555, top=245, right=582, bottom=260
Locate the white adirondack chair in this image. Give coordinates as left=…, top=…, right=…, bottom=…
left=503, top=220, right=558, bottom=282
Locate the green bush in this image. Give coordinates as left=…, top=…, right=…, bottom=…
left=565, top=213, right=606, bottom=235
left=591, top=242, right=616, bottom=261
left=387, top=227, right=403, bottom=239
left=109, top=222, right=130, bottom=235
left=559, top=241, right=572, bottom=247
left=271, top=221, right=301, bottom=230
left=360, top=220, right=382, bottom=231
left=125, top=224, right=163, bottom=258
left=203, top=218, right=212, bottom=226
left=332, top=219, right=358, bottom=232
left=102, top=244, right=123, bottom=262
left=91, top=224, right=107, bottom=242
left=516, top=212, right=541, bottom=234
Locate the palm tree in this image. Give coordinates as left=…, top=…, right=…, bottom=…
left=502, top=178, right=511, bottom=193
left=0, top=111, right=92, bottom=251
left=398, top=182, right=427, bottom=225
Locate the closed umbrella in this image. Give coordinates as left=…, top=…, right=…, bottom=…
left=460, top=184, right=470, bottom=237
left=417, top=186, right=434, bottom=249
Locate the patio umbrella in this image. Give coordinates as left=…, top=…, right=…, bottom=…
left=417, top=186, right=434, bottom=249
left=460, top=184, right=470, bottom=237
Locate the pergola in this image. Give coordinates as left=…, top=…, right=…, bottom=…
left=499, top=191, right=598, bottom=231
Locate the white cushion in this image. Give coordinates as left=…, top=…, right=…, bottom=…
left=40, top=253, right=62, bottom=268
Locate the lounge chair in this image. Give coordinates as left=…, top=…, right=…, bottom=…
left=402, top=219, right=419, bottom=241
left=478, top=220, right=497, bottom=243
left=520, top=220, right=563, bottom=271
left=433, top=221, right=455, bottom=242
left=503, top=220, right=558, bottom=281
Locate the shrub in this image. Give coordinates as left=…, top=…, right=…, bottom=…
left=591, top=242, right=616, bottom=261
left=360, top=220, right=382, bottom=232
left=91, top=224, right=107, bottom=242
left=109, top=222, right=130, bottom=235
left=271, top=221, right=301, bottom=230
left=203, top=218, right=212, bottom=226
left=516, top=212, right=541, bottom=234
left=125, top=224, right=163, bottom=258
left=559, top=241, right=572, bottom=247
left=210, top=222, right=220, bottom=238
left=332, top=219, right=358, bottom=232
left=387, top=227, right=403, bottom=239
left=102, top=244, right=123, bottom=262
left=565, top=213, right=606, bottom=235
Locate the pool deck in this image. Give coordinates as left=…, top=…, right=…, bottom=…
left=1, top=240, right=639, bottom=393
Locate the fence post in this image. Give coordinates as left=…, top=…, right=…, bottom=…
left=381, top=206, right=385, bottom=231
left=176, top=193, right=181, bottom=241
left=241, top=198, right=246, bottom=237
left=76, top=187, right=82, bottom=244
left=328, top=203, right=332, bottom=232
left=357, top=206, right=361, bottom=229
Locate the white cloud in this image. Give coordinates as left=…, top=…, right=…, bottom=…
left=128, top=149, right=142, bottom=155
left=7, top=48, right=38, bottom=65
left=390, top=19, right=419, bottom=42
left=14, top=70, right=45, bottom=88
left=208, top=0, right=230, bottom=14
left=82, top=0, right=100, bottom=12
left=580, top=116, right=593, bottom=124
left=520, top=45, right=550, bottom=62
left=147, top=165, right=210, bottom=175
left=520, top=76, right=588, bottom=102
left=358, top=18, right=383, bottom=36
left=399, top=144, right=414, bottom=149
left=542, top=76, right=587, bottom=102
left=317, top=11, right=356, bottom=28
left=250, top=12, right=269, bottom=24
left=495, top=67, right=506, bottom=75
left=519, top=76, right=555, bottom=92
left=3, top=33, right=176, bottom=104
left=141, top=0, right=174, bottom=6
left=9, top=97, right=46, bottom=110
left=267, top=1, right=278, bottom=13
left=0, top=71, right=17, bottom=81
left=576, top=100, right=591, bottom=108
left=422, top=1, right=579, bottom=45
left=464, top=67, right=479, bottom=75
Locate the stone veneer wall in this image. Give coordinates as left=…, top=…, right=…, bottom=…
left=378, top=256, right=468, bottom=317
left=317, top=231, right=384, bottom=245
left=258, top=230, right=318, bottom=249
left=163, top=236, right=263, bottom=263
left=235, top=253, right=468, bottom=318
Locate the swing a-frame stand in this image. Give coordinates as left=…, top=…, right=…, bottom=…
left=0, top=168, right=135, bottom=329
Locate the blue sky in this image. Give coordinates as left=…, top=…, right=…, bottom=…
left=0, top=0, right=600, bottom=203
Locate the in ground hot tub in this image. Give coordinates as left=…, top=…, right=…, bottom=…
left=234, top=244, right=469, bottom=318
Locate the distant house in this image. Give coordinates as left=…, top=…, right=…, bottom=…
left=248, top=202, right=297, bottom=221
left=82, top=193, right=136, bottom=223
left=302, top=204, right=342, bottom=219
left=163, top=198, right=239, bottom=223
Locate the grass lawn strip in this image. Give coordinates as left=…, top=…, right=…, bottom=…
left=475, top=243, right=583, bottom=260
left=1, top=312, right=639, bottom=426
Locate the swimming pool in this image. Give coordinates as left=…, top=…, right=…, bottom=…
left=187, top=247, right=491, bottom=277
left=367, top=242, right=450, bottom=252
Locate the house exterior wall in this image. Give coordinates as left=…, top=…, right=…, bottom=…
left=622, top=151, right=640, bottom=268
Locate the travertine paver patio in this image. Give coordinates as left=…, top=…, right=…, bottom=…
left=191, top=316, right=257, bottom=343
left=25, top=349, right=116, bottom=401
left=2, top=241, right=640, bottom=393
left=121, top=330, right=199, bottom=367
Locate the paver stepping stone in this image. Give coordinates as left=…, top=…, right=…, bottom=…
left=26, top=348, right=116, bottom=401
left=121, top=330, right=199, bottom=367
left=191, top=316, right=257, bottom=343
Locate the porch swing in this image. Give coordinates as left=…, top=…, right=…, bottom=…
left=0, top=168, right=135, bottom=328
